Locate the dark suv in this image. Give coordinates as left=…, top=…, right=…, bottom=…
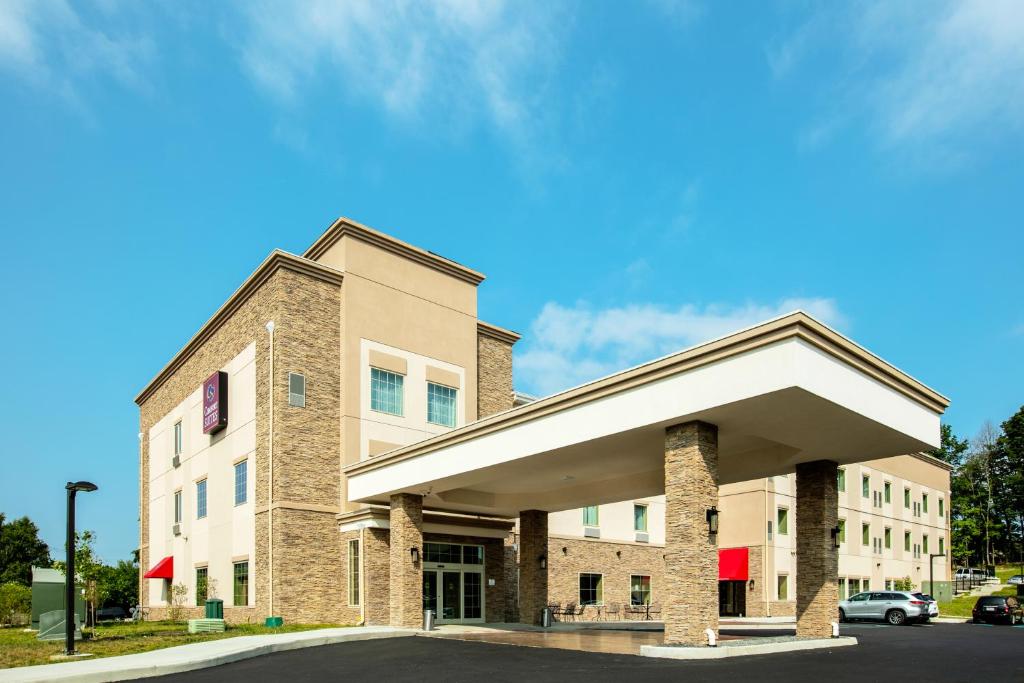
left=972, top=596, right=1022, bottom=625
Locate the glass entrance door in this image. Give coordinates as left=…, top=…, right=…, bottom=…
left=422, top=542, right=486, bottom=624
left=441, top=571, right=461, bottom=621
left=423, top=571, right=438, bottom=618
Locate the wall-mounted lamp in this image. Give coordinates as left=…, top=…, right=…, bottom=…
left=538, top=554, right=547, bottom=570
left=616, top=550, right=621, bottom=559
left=830, top=526, right=841, bottom=549
left=706, top=507, right=719, bottom=535
left=410, top=547, right=420, bottom=563
left=748, top=578, right=755, bottom=591
left=562, top=546, right=568, bottom=555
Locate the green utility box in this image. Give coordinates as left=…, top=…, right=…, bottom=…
left=30, top=567, right=85, bottom=630
left=204, top=599, right=223, bottom=619
left=264, top=616, right=284, bottom=628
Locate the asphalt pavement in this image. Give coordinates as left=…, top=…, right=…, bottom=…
left=148, top=622, right=1024, bottom=682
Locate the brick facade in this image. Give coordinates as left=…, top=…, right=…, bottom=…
left=363, top=528, right=391, bottom=625
left=477, top=330, right=514, bottom=418
left=795, top=460, right=839, bottom=637
left=389, top=493, right=424, bottom=628
left=518, top=510, right=548, bottom=625
left=664, top=421, right=719, bottom=646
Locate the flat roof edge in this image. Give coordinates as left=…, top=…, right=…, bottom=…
left=478, top=320, right=521, bottom=345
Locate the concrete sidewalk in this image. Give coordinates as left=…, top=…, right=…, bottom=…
left=0, top=626, right=415, bottom=683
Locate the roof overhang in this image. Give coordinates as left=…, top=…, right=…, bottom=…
left=345, top=312, right=949, bottom=518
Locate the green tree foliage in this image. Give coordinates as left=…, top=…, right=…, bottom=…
left=0, top=582, right=31, bottom=625
left=97, top=559, right=140, bottom=610
left=995, top=406, right=1024, bottom=564
left=0, top=514, right=52, bottom=585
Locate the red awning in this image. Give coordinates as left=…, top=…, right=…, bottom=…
left=718, top=547, right=749, bottom=581
left=143, top=556, right=173, bottom=579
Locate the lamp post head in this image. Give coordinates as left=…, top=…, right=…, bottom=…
left=66, top=481, right=98, bottom=493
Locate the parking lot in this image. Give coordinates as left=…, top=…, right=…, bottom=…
left=152, top=622, right=1023, bottom=683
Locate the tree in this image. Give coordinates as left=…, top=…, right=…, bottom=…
left=98, top=559, right=139, bottom=610
left=995, top=405, right=1024, bottom=567
left=0, top=514, right=52, bottom=586
left=929, top=423, right=970, bottom=467
left=0, top=582, right=31, bottom=625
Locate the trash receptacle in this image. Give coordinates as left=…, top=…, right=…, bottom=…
left=423, top=610, right=435, bottom=631
left=205, top=599, right=223, bottom=619
left=541, top=607, right=552, bottom=628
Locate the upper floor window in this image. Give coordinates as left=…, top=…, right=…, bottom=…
left=173, top=490, right=182, bottom=524
left=939, top=537, right=945, bottom=555
left=939, top=498, right=945, bottom=518
left=837, top=468, right=846, bottom=492
left=904, top=487, right=911, bottom=508
left=234, top=460, right=248, bottom=505
left=922, top=493, right=929, bottom=514
left=370, top=368, right=404, bottom=416
left=288, top=372, right=306, bottom=408
left=884, top=481, right=891, bottom=504
left=777, top=507, right=789, bottom=535
left=583, top=506, right=599, bottom=527
left=633, top=504, right=648, bottom=532
left=196, top=479, right=207, bottom=519
left=862, top=475, right=870, bottom=498
left=923, top=534, right=929, bottom=554
left=904, top=530, right=911, bottom=552
left=861, top=522, right=870, bottom=546
left=884, top=527, right=892, bottom=549
left=426, top=382, right=457, bottom=427
left=837, top=519, right=846, bottom=544
left=174, top=421, right=183, bottom=456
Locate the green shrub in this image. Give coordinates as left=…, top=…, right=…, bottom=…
left=0, top=583, right=31, bottom=625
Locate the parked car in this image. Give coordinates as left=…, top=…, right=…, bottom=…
left=972, top=596, right=1023, bottom=625
left=96, top=606, right=128, bottom=622
left=912, top=593, right=939, bottom=618
left=839, top=591, right=930, bottom=625
left=1008, top=575, right=1024, bottom=585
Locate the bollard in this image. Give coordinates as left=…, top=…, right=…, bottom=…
left=423, top=609, right=435, bottom=631
left=541, top=607, right=552, bottom=628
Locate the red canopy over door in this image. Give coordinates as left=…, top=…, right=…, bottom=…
left=718, top=547, right=749, bottom=581
left=143, top=556, right=173, bottom=579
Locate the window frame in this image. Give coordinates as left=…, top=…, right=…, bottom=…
left=884, top=481, right=891, bottom=504
left=582, top=506, right=600, bottom=528
left=196, top=479, right=207, bottom=519
left=173, top=489, right=183, bottom=524
left=904, top=530, right=912, bottom=552
left=233, top=561, right=249, bottom=606
left=426, top=381, right=458, bottom=428
left=173, top=420, right=183, bottom=457
left=922, top=493, right=929, bottom=514
left=633, top=503, right=648, bottom=532
left=348, top=539, right=361, bottom=607
left=904, top=487, right=911, bottom=509
left=288, top=372, right=306, bottom=408
left=837, top=468, right=846, bottom=492
left=777, top=507, right=789, bottom=536
left=777, top=573, right=789, bottom=601
left=629, top=574, right=652, bottom=606
left=195, top=566, right=208, bottom=606
left=837, top=518, right=846, bottom=544
left=884, top=526, right=891, bottom=549
left=579, top=573, right=604, bottom=606
left=861, top=522, right=870, bottom=546
left=234, top=460, right=248, bottom=506
left=862, top=474, right=870, bottom=498
left=370, top=367, right=405, bottom=417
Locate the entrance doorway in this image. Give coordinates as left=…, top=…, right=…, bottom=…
left=421, top=542, right=485, bottom=624
left=719, top=580, right=746, bottom=616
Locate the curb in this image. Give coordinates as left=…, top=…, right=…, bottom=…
left=640, top=636, right=858, bottom=660
left=0, top=628, right=416, bottom=683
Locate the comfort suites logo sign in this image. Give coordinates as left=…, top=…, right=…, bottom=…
left=203, top=371, right=228, bottom=435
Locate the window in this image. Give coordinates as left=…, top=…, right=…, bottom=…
left=173, top=421, right=183, bottom=456
left=777, top=508, right=789, bottom=535
left=174, top=490, right=182, bottom=524
left=630, top=575, right=652, bottom=605
left=196, top=479, right=207, bottom=519
left=195, top=567, right=208, bottom=606
left=904, top=530, right=911, bottom=552
left=922, top=493, right=929, bottom=514
left=849, top=578, right=861, bottom=595
left=777, top=574, right=788, bottom=600
left=884, top=527, right=891, bottom=549
left=862, top=474, right=870, bottom=498
left=923, top=534, right=929, bottom=554
left=873, top=491, right=882, bottom=508
left=348, top=539, right=361, bottom=606
left=633, top=504, right=648, bottom=532
left=939, top=498, right=944, bottom=518
left=837, top=469, right=846, bottom=492
left=234, top=460, right=248, bottom=505
left=862, top=522, right=870, bottom=546
left=939, top=537, right=945, bottom=555
left=370, top=368, right=404, bottom=416
left=426, top=382, right=457, bottom=427
left=904, top=487, right=911, bottom=508
left=838, top=519, right=846, bottom=544
left=863, top=579, right=870, bottom=591
left=583, top=506, right=599, bottom=527
left=233, top=561, right=249, bottom=606
left=884, top=481, right=891, bottom=504
left=767, top=520, right=773, bottom=541
left=288, top=372, right=305, bottom=407
left=579, top=573, right=603, bottom=605
left=838, top=577, right=847, bottom=599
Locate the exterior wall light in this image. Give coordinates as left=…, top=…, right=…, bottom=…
left=830, top=526, right=841, bottom=549
left=410, top=547, right=420, bottom=563
left=706, top=507, right=719, bottom=535
left=538, top=554, right=547, bottom=569
left=748, top=578, right=755, bottom=591
left=562, top=546, right=568, bottom=555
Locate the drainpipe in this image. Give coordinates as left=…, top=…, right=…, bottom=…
left=266, top=320, right=275, bottom=618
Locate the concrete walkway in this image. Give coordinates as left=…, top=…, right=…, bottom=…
left=0, top=626, right=415, bottom=683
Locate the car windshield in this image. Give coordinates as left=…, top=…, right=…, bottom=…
left=913, top=593, right=934, bottom=601
left=978, top=597, right=1005, bottom=605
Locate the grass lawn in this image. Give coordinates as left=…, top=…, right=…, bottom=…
left=0, top=621, right=348, bottom=670
left=940, top=565, right=1022, bottom=618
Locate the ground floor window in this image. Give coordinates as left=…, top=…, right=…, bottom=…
left=348, top=539, right=361, bottom=606
left=849, top=578, right=861, bottom=595
left=630, top=575, right=651, bottom=605
left=777, top=574, right=788, bottom=601
left=195, top=567, right=208, bottom=606
left=838, top=577, right=847, bottom=599
left=233, top=561, right=249, bottom=606
left=579, top=573, right=603, bottom=605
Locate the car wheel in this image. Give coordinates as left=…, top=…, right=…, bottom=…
left=886, top=609, right=906, bottom=626
left=838, top=608, right=846, bottom=623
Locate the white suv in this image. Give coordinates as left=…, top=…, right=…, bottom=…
left=839, top=591, right=931, bottom=625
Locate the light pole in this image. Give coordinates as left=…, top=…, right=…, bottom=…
left=928, top=552, right=945, bottom=599
left=65, top=481, right=97, bottom=656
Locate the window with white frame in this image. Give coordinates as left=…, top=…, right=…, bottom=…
left=862, top=474, right=870, bottom=498
left=288, top=372, right=306, bottom=407
left=174, top=421, right=183, bottom=456
left=583, top=506, right=599, bottom=527
left=630, top=575, right=651, bottom=605
left=348, top=539, right=361, bottom=606
left=777, top=574, right=789, bottom=600
left=777, top=507, right=789, bottom=535
left=370, top=368, right=404, bottom=416
left=579, top=573, right=603, bottom=605
left=633, top=504, right=648, bottom=532
left=234, top=460, right=247, bottom=505
left=884, top=481, right=891, bottom=504
left=904, top=530, right=911, bottom=552
left=837, top=519, right=846, bottom=544
left=426, top=382, right=457, bottom=427
left=233, top=561, right=249, bottom=606
left=173, top=490, right=182, bottom=524
left=837, top=468, right=846, bottom=492
left=196, top=479, right=207, bottom=519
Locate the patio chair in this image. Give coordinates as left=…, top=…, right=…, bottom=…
left=624, top=602, right=641, bottom=620
left=547, top=602, right=562, bottom=621
left=561, top=602, right=577, bottom=622
left=646, top=602, right=662, bottom=620
left=603, top=603, right=620, bottom=621
left=572, top=603, right=587, bottom=621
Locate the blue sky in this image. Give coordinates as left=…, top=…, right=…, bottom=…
left=1, top=1, right=1021, bottom=565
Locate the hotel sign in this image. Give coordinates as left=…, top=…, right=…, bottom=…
left=202, top=371, right=228, bottom=434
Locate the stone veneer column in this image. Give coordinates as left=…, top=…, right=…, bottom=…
left=664, top=421, right=719, bottom=646
left=518, top=510, right=548, bottom=625
left=389, top=493, right=424, bottom=629
left=796, top=460, right=839, bottom=638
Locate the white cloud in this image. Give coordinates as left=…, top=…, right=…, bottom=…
left=235, top=0, right=567, bottom=143
left=771, top=0, right=1024, bottom=162
left=514, top=297, right=847, bottom=396
left=0, top=0, right=154, bottom=99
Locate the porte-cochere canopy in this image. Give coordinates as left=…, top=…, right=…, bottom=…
left=345, top=312, right=948, bottom=518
